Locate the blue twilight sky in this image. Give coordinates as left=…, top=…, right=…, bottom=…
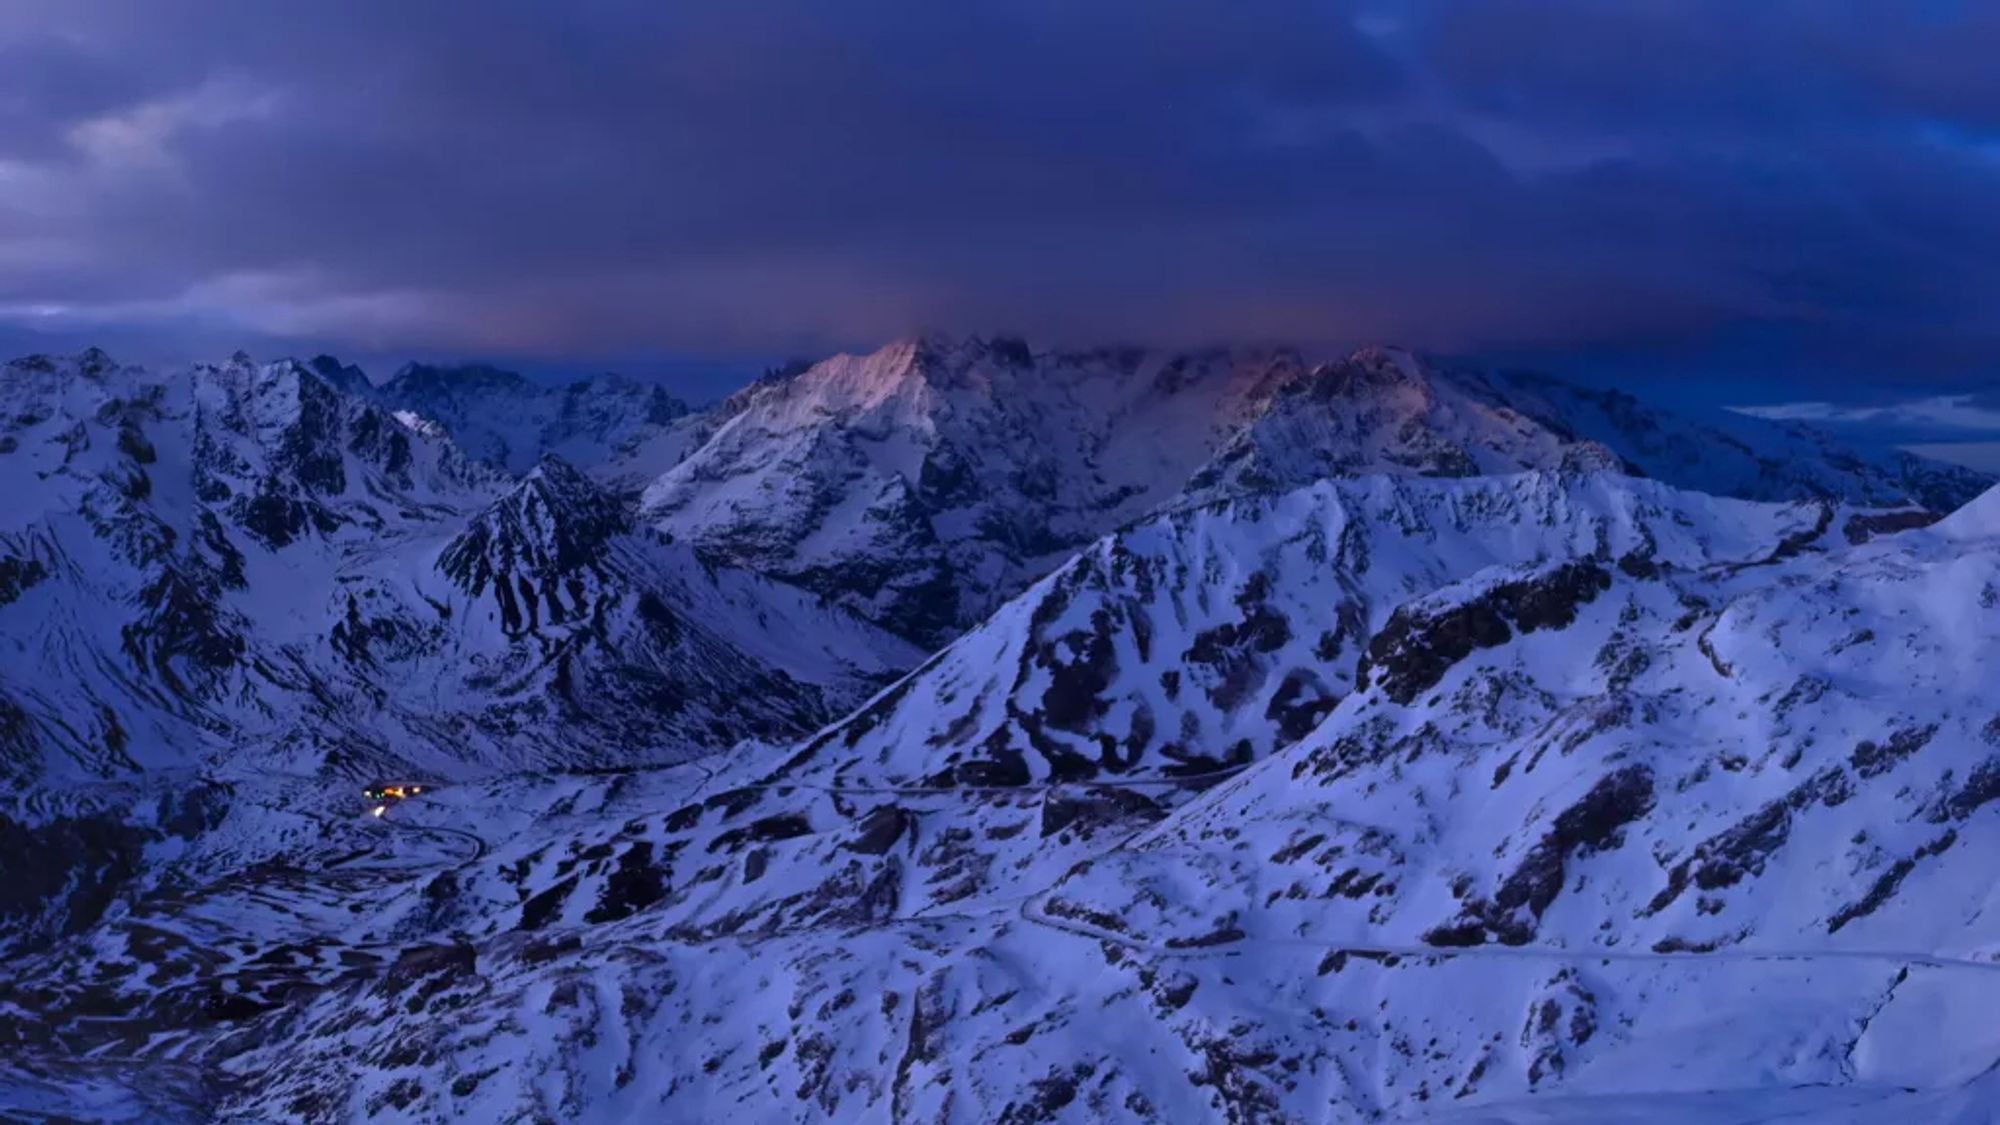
left=1, top=1, right=1998, bottom=405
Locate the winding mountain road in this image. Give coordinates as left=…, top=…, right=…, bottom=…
left=376, top=803, right=489, bottom=866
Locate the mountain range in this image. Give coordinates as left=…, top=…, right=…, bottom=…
left=1, top=336, right=1995, bottom=1123
left=447, top=336, right=1981, bottom=645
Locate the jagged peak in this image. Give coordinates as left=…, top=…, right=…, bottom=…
left=441, top=454, right=631, bottom=599
left=752, top=357, right=816, bottom=388
left=750, top=336, right=1328, bottom=415
left=520, top=452, right=596, bottom=492
left=731, top=337, right=931, bottom=406
left=3, top=348, right=125, bottom=380
left=815, top=334, right=1049, bottom=402
left=3, top=352, right=57, bottom=373
left=561, top=371, right=631, bottom=394
left=1258, top=345, right=1502, bottom=414
left=217, top=346, right=260, bottom=376
left=1319, top=344, right=1433, bottom=388
left=844, top=332, right=1037, bottom=375
left=553, top=373, right=690, bottom=417
left=915, top=332, right=1034, bottom=368
left=1345, top=343, right=1424, bottom=369
left=191, top=354, right=309, bottom=408
left=510, top=455, right=630, bottom=530
left=304, top=354, right=374, bottom=396
left=385, top=361, right=533, bottom=396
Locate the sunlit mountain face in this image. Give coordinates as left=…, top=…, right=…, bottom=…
left=6, top=2, right=2000, bottom=1122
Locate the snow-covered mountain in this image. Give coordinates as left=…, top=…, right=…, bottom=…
left=637, top=336, right=1989, bottom=645
left=763, top=473, right=1844, bottom=794
left=0, top=350, right=913, bottom=962
left=264, top=338, right=1988, bottom=655
left=1491, top=369, right=1989, bottom=513
left=5, top=336, right=1998, bottom=1124
left=11, top=471, right=1997, bottom=1123
left=639, top=338, right=1315, bottom=645
left=362, top=360, right=702, bottom=482
left=0, top=349, right=908, bottom=786
left=0, top=348, right=499, bottom=784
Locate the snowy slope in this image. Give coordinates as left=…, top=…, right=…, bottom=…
left=366, top=361, right=702, bottom=482
left=5, top=336, right=1997, bottom=1125
left=366, top=454, right=919, bottom=775
left=637, top=336, right=1989, bottom=646
left=1179, top=347, right=1625, bottom=499
left=768, top=473, right=1843, bottom=793
left=0, top=350, right=915, bottom=963
left=0, top=348, right=501, bottom=786
left=1051, top=490, right=2000, bottom=960
left=1491, top=368, right=1991, bottom=513
left=0, top=350, right=908, bottom=789
left=11, top=473, right=1995, bottom=1123
left=637, top=339, right=1617, bottom=645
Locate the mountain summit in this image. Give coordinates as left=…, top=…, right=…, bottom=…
left=637, top=336, right=1988, bottom=644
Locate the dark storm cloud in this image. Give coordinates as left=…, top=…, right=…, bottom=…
left=1417, top=0, right=2000, bottom=134
left=1, top=0, right=1998, bottom=379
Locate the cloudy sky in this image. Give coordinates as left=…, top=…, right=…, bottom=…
left=2, top=1, right=1998, bottom=396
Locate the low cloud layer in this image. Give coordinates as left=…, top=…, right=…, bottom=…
left=2, top=1, right=1998, bottom=380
